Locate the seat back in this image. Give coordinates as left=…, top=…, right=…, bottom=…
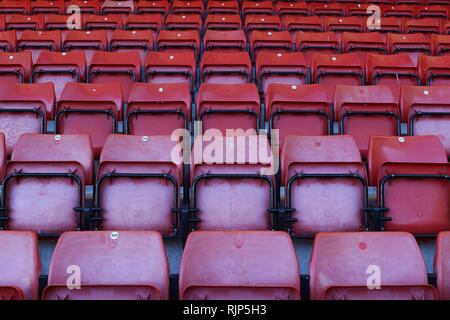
left=0, top=51, right=31, bottom=84
left=435, top=231, right=450, bottom=300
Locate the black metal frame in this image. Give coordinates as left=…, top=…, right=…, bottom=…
left=125, top=109, right=188, bottom=135
left=198, top=108, right=260, bottom=131
left=110, top=43, right=150, bottom=52
left=339, top=110, right=401, bottom=136
left=269, top=109, right=332, bottom=137
left=31, top=68, right=81, bottom=83
left=409, top=110, right=450, bottom=136
left=63, top=44, right=103, bottom=51
left=55, top=107, right=117, bottom=134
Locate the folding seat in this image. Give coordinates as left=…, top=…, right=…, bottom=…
left=179, top=231, right=300, bottom=300
left=189, top=134, right=276, bottom=231
left=280, top=136, right=368, bottom=236
left=275, top=2, right=309, bottom=17
left=0, top=1, right=29, bottom=15
left=311, top=3, right=345, bottom=16
left=205, top=14, right=242, bottom=30
left=87, top=51, right=141, bottom=101
left=387, top=33, right=431, bottom=65
left=101, top=0, right=134, bottom=15
left=245, top=15, right=282, bottom=34
left=0, top=31, right=16, bottom=52
left=265, top=84, right=332, bottom=146
left=415, top=5, right=448, bottom=18
left=207, top=0, right=240, bottom=15
left=368, top=136, right=449, bottom=234
left=310, top=232, right=438, bottom=300
left=325, top=16, right=365, bottom=34
left=196, top=83, right=260, bottom=134
left=401, top=85, right=450, bottom=156
left=203, top=29, right=246, bottom=52
left=124, top=14, right=163, bottom=36
left=110, top=30, right=154, bottom=64
left=0, top=83, right=54, bottom=155
left=256, top=52, right=308, bottom=94
left=200, top=51, right=252, bottom=84
left=367, top=54, right=420, bottom=86
left=31, top=0, right=65, bottom=15
left=144, top=51, right=196, bottom=92
left=31, top=51, right=85, bottom=101
left=382, top=4, right=415, bottom=18
left=126, top=83, right=191, bottom=135
left=164, top=14, right=203, bottom=34
left=83, top=14, right=123, bottom=33
left=346, top=3, right=376, bottom=16
left=375, top=17, right=403, bottom=34
left=92, top=135, right=183, bottom=234
left=296, top=32, right=340, bottom=65
left=43, top=231, right=169, bottom=300
left=16, top=30, right=61, bottom=61
left=156, top=30, right=200, bottom=61
left=3, top=133, right=93, bottom=234
left=431, top=34, right=450, bottom=56
left=436, top=232, right=450, bottom=300
left=44, top=14, right=78, bottom=33
left=5, top=15, right=44, bottom=32
left=0, top=52, right=31, bottom=84
left=0, top=232, right=40, bottom=300
left=342, top=32, right=387, bottom=60
left=241, top=1, right=274, bottom=17
left=62, top=30, right=107, bottom=61
left=282, top=16, right=324, bottom=39
left=57, top=83, right=122, bottom=156
left=65, top=0, right=100, bottom=14
left=135, top=0, right=169, bottom=15
left=334, top=85, right=400, bottom=158
left=249, top=31, right=293, bottom=61
left=418, top=55, right=450, bottom=86
left=172, top=0, right=204, bottom=17
left=405, top=18, right=441, bottom=34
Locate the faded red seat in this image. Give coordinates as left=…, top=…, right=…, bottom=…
left=245, top=15, right=282, bottom=33
left=0, top=51, right=32, bottom=83
left=242, top=0, right=274, bottom=17
left=296, top=31, right=340, bottom=65
left=207, top=0, right=240, bottom=15
left=172, top=0, right=204, bottom=16
left=405, top=18, right=441, bottom=34
left=31, top=0, right=65, bottom=15
left=346, top=3, right=375, bottom=17
left=43, top=231, right=169, bottom=300
left=101, top=0, right=134, bottom=15
left=249, top=30, right=293, bottom=61
left=135, top=0, right=169, bottom=15
left=387, top=33, right=431, bottom=65
left=282, top=15, right=324, bottom=39
left=179, top=231, right=300, bottom=300
left=276, top=1, right=309, bottom=17
left=5, top=15, right=43, bottom=32
left=65, top=0, right=100, bottom=14
left=157, top=30, right=200, bottom=61
left=342, top=32, right=386, bottom=60
left=203, top=29, right=246, bottom=52
left=325, top=16, right=365, bottom=34
left=310, top=232, right=437, bottom=300
left=431, top=34, right=450, bottom=56
left=367, top=53, right=420, bottom=86
left=205, top=14, right=242, bottom=30
left=83, top=14, right=122, bottom=34
left=382, top=4, right=415, bottom=18
left=200, top=51, right=252, bottom=84
left=16, top=30, right=61, bottom=61
left=435, top=231, right=450, bottom=300
left=44, top=14, right=78, bottom=33
left=62, top=30, right=107, bottom=61
left=376, top=17, right=403, bottom=34
left=418, top=55, right=450, bottom=86
left=124, top=14, right=163, bottom=36
left=110, top=30, right=154, bottom=64
left=0, top=31, right=15, bottom=52
left=311, top=2, right=345, bottom=16
left=0, top=1, right=29, bottom=15
left=164, top=14, right=202, bottom=34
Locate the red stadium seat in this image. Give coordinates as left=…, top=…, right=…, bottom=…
left=281, top=136, right=368, bottom=236
left=101, top=0, right=134, bottom=15
left=203, top=29, right=246, bottom=52
left=110, top=30, right=154, bottom=64
left=126, top=83, right=191, bottom=135
left=43, top=231, right=169, bottom=300
left=368, top=136, right=449, bottom=234
left=367, top=54, right=419, bottom=86
left=87, top=51, right=141, bottom=101
left=124, top=14, right=163, bottom=36
left=66, top=0, right=100, bottom=14
left=418, top=55, right=450, bottom=86
left=0, top=1, right=29, bottom=15
left=62, top=30, right=107, bottom=61
left=172, top=0, right=204, bottom=16
left=144, top=51, right=196, bottom=92
left=325, top=16, right=365, bottom=34
left=435, top=231, right=450, bottom=300
left=311, top=2, right=345, bottom=16
left=387, top=33, right=431, bottom=65
left=282, top=15, right=324, bottom=38
left=4, top=133, right=93, bottom=234
left=205, top=14, right=242, bottom=30
left=296, top=31, right=340, bottom=65
left=57, top=83, right=122, bottom=156
left=310, top=232, right=437, bottom=300
left=157, top=30, right=200, bottom=61
left=256, top=52, right=308, bottom=93
left=5, top=15, right=44, bottom=32
left=31, top=0, right=64, bottom=15
left=16, top=30, right=61, bottom=61
left=83, top=14, right=122, bottom=33
left=0, top=51, right=32, bottom=83
left=275, top=1, right=309, bottom=17
left=415, top=5, right=448, bottom=18
left=190, top=135, right=276, bottom=231
left=376, top=17, right=403, bottom=34
left=165, top=14, right=202, bottom=34
left=44, top=14, right=77, bottom=32
left=401, top=85, right=450, bottom=156
left=342, top=32, right=386, bottom=60
left=382, top=4, right=414, bottom=18
left=405, top=18, right=441, bottom=34
left=431, top=34, right=450, bottom=56
left=93, top=135, right=183, bottom=234
left=196, top=83, right=261, bottom=134
left=265, top=84, right=332, bottom=146
left=200, top=51, right=252, bottom=84
left=442, top=20, right=450, bottom=35
left=242, top=1, right=274, bottom=17
left=179, top=231, right=300, bottom=300
left=207, top=0, right=240, bottom=15
left=249, top=30, right=293, bottom=61
left=245, top=15, right=282, bottom=33
left=0, top=231, right=40, bottom=300
left=0, top=83, right=54, bottom=155
left=31, top=51, right=85, bottom=101
left=347, top=3, right=375, bottom=17
left=135, top=0, right=169, bottom=15
left=335, top=85, right=400, bottom=158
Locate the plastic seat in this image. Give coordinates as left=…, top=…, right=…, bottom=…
left=83, top=14, right=122, bottom=34
left=387, top=33, right=431, bottom=65
left=367, top=54, right=420, bottom=86
left=335, top=85, right=400, bottom=158
left=65, top=0, right=100, bottom=14
left=203, top=29, right=246, bottom=52
left=405, top=18, right=441, bottom=34
left=179, top=231, right=300, bottom=300
left=442, top=20, right=450, bottom=35
left=401, top=85, right=450, bottom=156
left=200, top=51, right=252, bottom=84
left=101, top=0, right=134, bottom=15
left=376, top=17, right=403, bottom=34
left=415, top=5, right=448, bottom=18
left=368, top=136, right=449, bottom=234
left=0, top=51, right=31, bottom=83
left=110, top=30, right=154, bottom=64
left=31, top=51, right=85, bottom=101
left=5, top=15, right=44, bottom=32
left=0, top=83, right=54, bottom=155
left=31, top=0, right=64, bottom=15
left=62, top=30, right=107, bottom=61
left=296, top=31, right=340, bottom=65
left=190, top=134, right=276, bottom=231
left=281, top=136, right=368, bottom=236
left=126, top=83, right=191, bottom=135
left=282, top=16, right=324, bottom=38
left=311, top=3, right=345, bottom=16
left=431, top=34, right=450, bottom=56
left=435, top=231, right=450, bottom=300
left=4, top=133, right=93, bottom=234
left=207, top=0, right=240, bottom=15
left=245, top=15, right=282, bottom=34
left=310, top=232, right=438, bottom=300
left=325, top=16, right=365, bottom=34
left=275, top=2, right=309, bottom=17
left=124, top=14, right=163, bottom=36
left=165, top=14, right=203, bottom=34
left=418, top=55, right=450, bottom=86
left=242, top=1, right=274, bottom=17
left=44, top=14, right=77, bottom=32
left=256, top=52, right=308, bottom=94
left=342, top=32, right=386, bottom=58
left=87, top=51, right=141, bottom=101
left=347, top=3, right=375, bottom=16
left=196, top=83, right=260, bottom=135
left=144, top=51, right=196, bottom=92
left=93, top=135, right=183, bottom=234
left=57, top=83, right=122, bottom=156
left=135, top=0, right=169, bottom=15
left=0, top=231, right=40, bottom=300
left=0, top=1, right=29, bottom=15
left=156, top=30, right=200, bottom=61
left=249, top=31, right=293, bottom=61
left=172, top=0, right=204, bottom=16
left=382, top=4, right=415, bottom=18
left=16, top=30, right=61, bottom=61
left=205, top=14, right=242, bottom=30
left=265, top=84, right=332, bottom=146
left=43, top=231, right=169, bottom=300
